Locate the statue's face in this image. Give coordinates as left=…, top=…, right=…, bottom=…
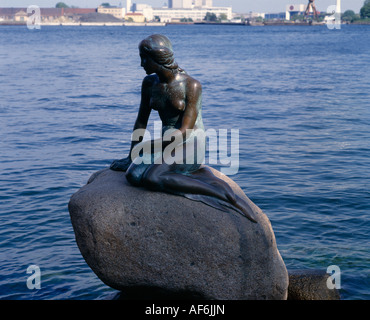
left=140, top=51, right=157, bottom=75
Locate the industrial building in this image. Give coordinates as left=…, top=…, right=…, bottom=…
left=285, top=4, right=309, bottom=20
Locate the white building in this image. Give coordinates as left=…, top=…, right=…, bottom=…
left=152, top=6, right=232, bottom=22
left=169, top=0, right=183, bottom=8
left=133, top=3, right=152, bottom=11
left=285, top=4, right=306, bottom=20
left=238, top=12, right=265, bottom=19
left=169, top=0, right=213, bottom=9
left=97, top=5, right=126, bottom=19
left=183, top=0, right=193, bottom=8
left=134, top=4, right=154, bottom=21
left=202, top=0, right=213, bottom=7
left=131, top=0, right=228, bottom=23
left=126, top=0, right=132, bottom=13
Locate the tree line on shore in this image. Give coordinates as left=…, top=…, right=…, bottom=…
left=342, top=0, right=370, bottom=23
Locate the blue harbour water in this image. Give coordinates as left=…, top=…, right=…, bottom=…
left=0, top=25, right=369, bottom=300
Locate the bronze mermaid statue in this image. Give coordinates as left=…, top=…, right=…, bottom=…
left=110, top=34, right=257, bottom=223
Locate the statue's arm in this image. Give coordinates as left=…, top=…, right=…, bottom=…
left=128, top=76, right=153, bottom=155
left=181, top=79, right=202, bottom=132
left=110, top=76, right=153, bottom=171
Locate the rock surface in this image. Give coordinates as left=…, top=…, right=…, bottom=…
left=288, top=269, right=341, bottom=300
left=68, top=167, right=289, bottom=300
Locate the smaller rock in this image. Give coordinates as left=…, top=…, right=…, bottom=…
left=288, top=269, right=341, bottom=300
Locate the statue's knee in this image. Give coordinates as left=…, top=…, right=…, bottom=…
left=125, top=170, right=134, bottom=185
left=142, top=171, right=162, bottom=191
left=126, top=167, right=142, bottom=187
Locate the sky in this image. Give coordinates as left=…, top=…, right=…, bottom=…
left=0, top=0, right=365, bottom=13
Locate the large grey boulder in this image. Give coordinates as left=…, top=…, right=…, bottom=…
left=68, top=167, right=288, bottom=300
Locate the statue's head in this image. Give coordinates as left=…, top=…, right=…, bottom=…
left=139, top=34, right=180, bottom=71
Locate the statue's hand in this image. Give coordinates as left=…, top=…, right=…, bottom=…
left=110, top=156, right=132, bottom=172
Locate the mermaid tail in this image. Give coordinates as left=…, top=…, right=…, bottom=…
left=183, top=193, right=258, bottom=223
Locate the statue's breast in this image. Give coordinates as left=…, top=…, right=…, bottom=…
left=150, top=81, right=186, bottom=113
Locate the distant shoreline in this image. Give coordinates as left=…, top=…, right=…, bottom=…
left=1, top=21, right=369, bottom=27
left=0, top=21, right=166, bottom=26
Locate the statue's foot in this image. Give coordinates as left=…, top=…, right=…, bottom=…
left=110, top=158, right=131, bottom=172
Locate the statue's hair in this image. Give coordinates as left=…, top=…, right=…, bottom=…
left=139, top=34, right=184, bottom=72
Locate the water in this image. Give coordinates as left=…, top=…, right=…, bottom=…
left=0, top=25, right=369, bottom=300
